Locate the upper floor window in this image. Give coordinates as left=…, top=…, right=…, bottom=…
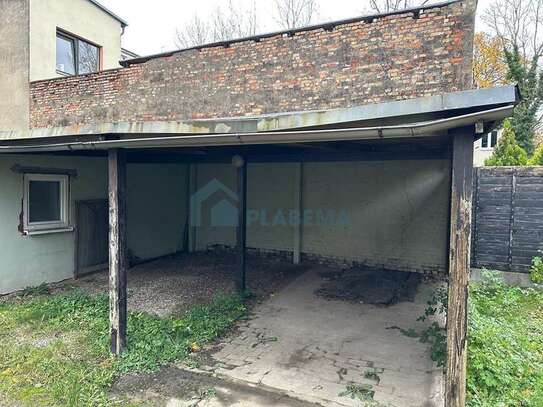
left=56, top=31, right=100, bottom=76
left=481, top=130, right=499, bottom=149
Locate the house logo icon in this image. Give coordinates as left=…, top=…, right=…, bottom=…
left=190, top=179, right=239, bottom=227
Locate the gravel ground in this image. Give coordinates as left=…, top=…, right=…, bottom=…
left=71, top=251, right=309, bottom=317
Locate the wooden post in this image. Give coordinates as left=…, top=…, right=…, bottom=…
left=446, top=127, right=474, bottom=407
left=293, top=162, right=303, bottom=264
left=108, top=149, right=127, bottom=355
left=237, top=158, right=247, bottom=292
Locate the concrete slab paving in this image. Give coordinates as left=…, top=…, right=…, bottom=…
left=203, top=268, right=444, bottom=407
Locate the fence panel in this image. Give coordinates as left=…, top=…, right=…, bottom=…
left=472, top=167, right=543, bottom=273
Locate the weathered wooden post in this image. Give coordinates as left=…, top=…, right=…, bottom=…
left=446, top=127, right=474, bottom=407
left=233, top=155, right=247, bottom=293
left=108, top=148, right=128, bottom=355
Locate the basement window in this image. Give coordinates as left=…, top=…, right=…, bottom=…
left=23, top=174, right=70, bottom=234
left=56, top=31, right=100, bottom=75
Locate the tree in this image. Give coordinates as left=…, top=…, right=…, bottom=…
left=485, top=120, right=529, bottom=166
left=473, top=32, right=509, bottom=88
left=274, top=0, right=318, bottom=29
left=175, top=1, right=258, bottom=48
left=366, top=0, right=430, bottom=13
left=483, top=0, right=543, bottom=154
left=528, top=144, right=543, bottom=164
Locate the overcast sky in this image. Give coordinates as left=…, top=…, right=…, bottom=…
left=99, top=0, right=493, bottom=56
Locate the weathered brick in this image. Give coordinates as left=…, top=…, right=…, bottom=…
left=29, top=1, right=474, bottom=129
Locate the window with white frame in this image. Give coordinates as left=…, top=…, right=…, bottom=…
left=23, top=174, right=70, bottom=233
left=481, top=130, right=499, bottom=150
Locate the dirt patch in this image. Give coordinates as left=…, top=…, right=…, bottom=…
left=111, top=365, right=315, bottom=406
left=315, top=266, right=422, bottom=306
left=68, top=250, right=308, bottom=317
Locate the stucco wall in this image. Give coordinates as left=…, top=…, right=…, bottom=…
left=0, top=155, right=188, bottom=294
left=29, top=0, right=123, bottom=81
left=192, top=160, right=451, bottom=274
left=0, top=0, right=30, bottom=133
left=0, top=154, right=107, bottom=294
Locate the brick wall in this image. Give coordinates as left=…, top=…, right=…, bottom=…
left=30, top=0, right=475, bottom=129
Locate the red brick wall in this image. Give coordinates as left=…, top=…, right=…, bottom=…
left=29, top=1, right=475, bottom=129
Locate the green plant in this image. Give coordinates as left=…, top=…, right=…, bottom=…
left=409, top=285, right=449, bottom=367
left=467, top=278, right=543, bottom=406
left=528, top=144, right=543, bottom=165
left=485, top=120, right=529, bottom=166
left=20, top=282, right=50, bottom=297
left=0, top=289, right=247, bottom=406
left=531, top=254, right=543, bottom=284
left=503, top=45, right=543, bottom=155
left=339, top=383, right=375, bottom=403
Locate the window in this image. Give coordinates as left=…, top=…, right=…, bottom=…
left=56, top=31, right=100, bottom=75
left=481, top=130, right=499, bottom=150
left=23, top=174, right=70, bottom=233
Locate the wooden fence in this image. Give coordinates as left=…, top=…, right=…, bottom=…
left=471, top=166, right=543, bottom=273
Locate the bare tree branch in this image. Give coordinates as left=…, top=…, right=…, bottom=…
left=274, top=0, right=319, bottom=29
left=175, top=1, right=259, bottom=48
left=482, top=0, right=543, bottom=62
left=366, top=0, right=429, bottom=13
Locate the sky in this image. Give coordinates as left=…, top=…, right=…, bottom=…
left=98, top=0, right=494, bottom=56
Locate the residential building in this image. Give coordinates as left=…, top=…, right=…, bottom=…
left=474, top=128, right=502, bottom=166
left=0, top=0, right=126, bottom=133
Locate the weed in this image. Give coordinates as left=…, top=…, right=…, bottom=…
left=0, top=289, right=246, bottom=406
left=20, top=282, right=50, bottom=297
left=339, top=383, right=375, bottom=403
left=531, top=253, right=543, bottom=284
left=399, top=285, right=448, bottom=367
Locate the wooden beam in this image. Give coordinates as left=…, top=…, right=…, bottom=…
left=445, top=127, right=474, bottom=407
left=108, top=149, right=128, bottom=355
left=236, top=158, right=248, bottom=292
left=293, top=162, right=303, bottom=264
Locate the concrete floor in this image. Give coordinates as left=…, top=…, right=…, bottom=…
left=200, top=268, right=444, bottom=407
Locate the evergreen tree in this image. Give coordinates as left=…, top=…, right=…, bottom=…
left=485, top=120, right=528, bottom=166
left=503, top=47, right=543, bottom=155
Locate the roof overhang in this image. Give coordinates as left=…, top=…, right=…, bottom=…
left=0, top=105, right=514, bottom=153
left=0, top=85, right=519, bottom=145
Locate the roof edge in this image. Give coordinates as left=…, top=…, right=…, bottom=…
left=86, top=0, right=128, bottom=27
left=120, top=0, right=461, bottom=67
left=1, top=85, right=518, bottom=141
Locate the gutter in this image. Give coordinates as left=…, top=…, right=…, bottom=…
left=0, top=106, right=513, bottom=154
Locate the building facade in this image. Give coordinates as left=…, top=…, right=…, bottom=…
left=0, top=0, right=126, bottom=133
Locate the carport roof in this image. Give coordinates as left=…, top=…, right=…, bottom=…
left=0, top=85, right=519, bottom=152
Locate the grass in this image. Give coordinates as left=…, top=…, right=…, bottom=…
left=467, top=274, right=543, bottom=406
left=0, top=288, right=247, bottom=406
left=400, top=271, right=543, bottom=406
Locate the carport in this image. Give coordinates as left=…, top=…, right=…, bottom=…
left=0, top=85, right=519, bottom=406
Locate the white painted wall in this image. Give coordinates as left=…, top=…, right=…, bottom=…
left=29, top=0, right=123, bottom=81
left=193, top=160, right=451, bottom=274
left=0, top=155, right=188, bottom=294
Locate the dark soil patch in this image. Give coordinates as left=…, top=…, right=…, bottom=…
left=315, top=266, right=422, bottom=306
left=111, top=365, right=314, bottom=406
